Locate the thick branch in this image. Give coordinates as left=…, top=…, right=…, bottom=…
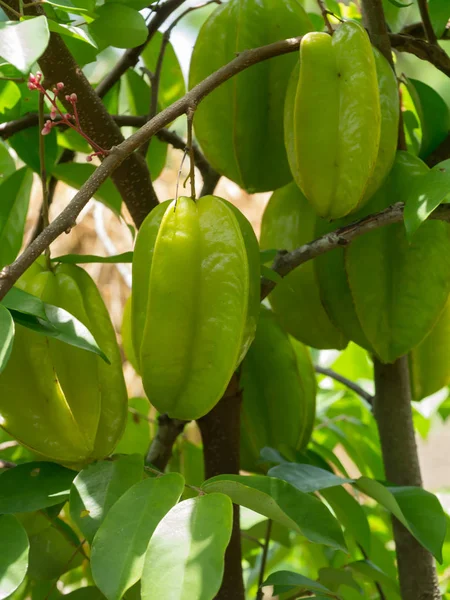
left=95, top=0, right=188, bottom=99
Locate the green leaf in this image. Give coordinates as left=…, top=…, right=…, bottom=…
left=268, top=464, right=352, bottom=493
left=428, top=0, right=450, bottom=37
left=0, top=17, right=49, bottom=73
left=346, top=560, right=401, bottom=598
left=89, top=4, right=147, bottom=49
left=69, top=454, right=144, bottom=543
left=105, top=0, right=153, bottom=10
left=0, top=515, right=29, bottom=600
left=410, top=79, right=450, bottom=159
left=1, top=287, right=48, bottom=320
left=91, top=473, right=185, bottom=600
left=202, top=475, right=346, bottom=551
left=51, top=163, right=122, bottom=215
left=141, top=493, right=233, bottom=600
left=0, top=304, right=13, bottom=374
left=58, top=588, right=106, bottom=600
left=404, top=160, right=450, bottom=237
left=47, top=21, right=98, bottom=47
left=27, top=519, right=83, bottom=581
left=141, top=31, right=186, bottom=110
left=320, top=486, right=372, bottom=555
left=0, top=168, right=33, bottom=268
left=259, top=248, right=278, bottom=264
left=319, top=567, right=361, bottom=594
left=42, top=303, right=110, bottom=363
left=53, top=252, right=133, bottom=265
left=263, top=571, right=335, bottom=597
left=356, top=477, right=446, bottom=562
left=115, top=399, right=152, bottom=456
left=346, top=151, right=450, bottom=363
left=0, top=462, right=76, bottom=513
left=0, top=142, right=15, bottom=180
left=9, top=126, right=58, bottom=174
left=388, top=485, right=447, bottom=563
left=41, top=0, right=92, bottom=13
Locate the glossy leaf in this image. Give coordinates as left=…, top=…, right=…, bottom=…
left=70, top=454, right=144, bottom=543
left=91, top=473, right=184, bottom=600
left=269, top=463, right=352, bottom=493
left=0, top=17, right=49, bottom=73
left=1, top=287, right=48, bottom=320
left=47, top=21, right=98, bottom=48
left=263, top=571, right=335, bottom=597
left=428, top=0, right=449, bottom=37
left=0, top=515, right=29, bottom=600
left=52, top=163, right=122, bottom=215
left=41, top=0, right=92, bottom=13
left=404, top=159, right=450, bottom=237
left=0, top=142, right=14, bottom=180
left=410, top=294, right=450, bottom=400
left=89, top=5, right=147, bottom=49
left=52, top=252, right=133, bottom=264
left=356, top=477, right=446, bottom=561
left=0, top=168, right=33, bottom=268
left=202, top=474, right=346, bottom=551
left=115, top=398, right=152, bottom=456
left=410, top=79, right=450, bottom=159
left=0, top=462, right=75, bottom=513
left=320, top=486, right=372, bottom=555
left=142, top=493, right=232, bottom=600
left=240, top=307, right=316, bottom=472
left=347, top=560, right=401, bottom=598
left=0, top=304, right=13, bottom=374
left=27, top=520, right=83, bottom=580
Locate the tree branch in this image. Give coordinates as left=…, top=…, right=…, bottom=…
left=315, top=366, right=374, bottom=405
left=95, top=0, right=188, bottom=99
left=390, top=33, right=450, bottom=78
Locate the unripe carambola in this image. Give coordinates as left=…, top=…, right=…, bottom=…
left=285, top=21, right=398, bottom=219
left=260, top=182, right=347, bottom=350
left=189, top=0, right=313, bottom=193
left=240, top=307, right=316, bottom=473
left=131, top=196, right=260, bottom=421
left=0, top=260, right=127, bottom=465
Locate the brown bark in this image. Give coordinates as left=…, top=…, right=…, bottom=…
left=374, top=358, right=441, bottom=600
left=197, top=375, right=245, bottom=600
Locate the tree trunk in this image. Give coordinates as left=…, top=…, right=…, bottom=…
left=373, top=357, right=441, bottom=600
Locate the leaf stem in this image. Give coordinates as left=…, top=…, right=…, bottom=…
left=256, top=519, right=272, bottom=600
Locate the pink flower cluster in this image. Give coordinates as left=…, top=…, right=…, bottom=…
left=27, top=72, right=107, bottom=160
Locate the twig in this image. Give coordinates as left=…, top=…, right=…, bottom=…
left=43, top=539, right=87, bottom=600
left=0, top=459, right=16, bottom=468
left=128, top=406, right=157, bottom=425
left=417, top=0, right=438, bottom=44
left=186, top=107, right=196, bottom=200
left=256, top=520, right=272, bottom=600
left=95, top=0, right=188, bottom=99
left=358, top=545, right=387, bottom=600
left=0, top=0, right=20, bottom=16
left=38, top=93, right=52, bottom=270
left=315, top=366, right=374, bottom=405
left=260, top=202, right=450, bottom=300
left=241, top=531, right=264, bottom=549
left=317, top=0, right=334, bottom=34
